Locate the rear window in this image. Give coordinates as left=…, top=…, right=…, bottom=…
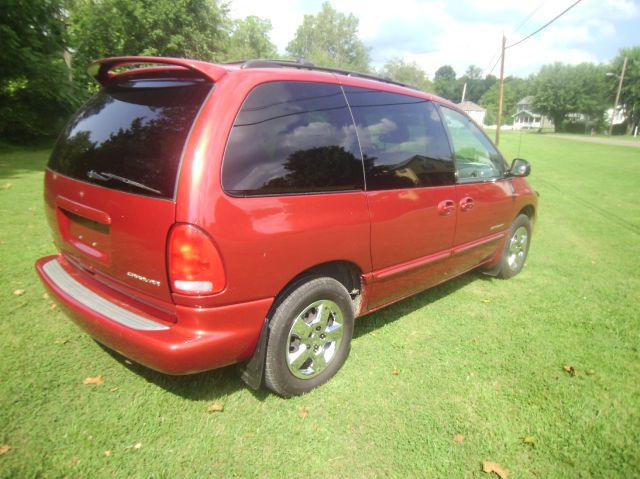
left=48, top=79, right=212, bottom=199
left=222, top=81, right=364, bottom=196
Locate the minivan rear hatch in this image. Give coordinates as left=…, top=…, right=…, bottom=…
left=45, top=59, right=215, bottom=304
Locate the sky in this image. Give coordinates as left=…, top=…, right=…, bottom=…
left=228, top=0, right=639, bottom=78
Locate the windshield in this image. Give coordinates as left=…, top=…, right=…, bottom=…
left=48, top=79, right=212, bottom=199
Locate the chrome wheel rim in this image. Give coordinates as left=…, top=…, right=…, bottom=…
left=507, top=226, right=528, bottom=271
left=286, top=300, right=344, bottom=379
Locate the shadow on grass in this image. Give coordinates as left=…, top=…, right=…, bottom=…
left=353, top=270, right=492, bottom=339
left=98, top=343, right=267, bottom=401
left=98, top=270, right=495, bottom=401
left=0, top=144, right=52, bottom=179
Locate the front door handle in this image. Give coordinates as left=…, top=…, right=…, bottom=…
left=438, top=199, right=455, bottom=216
left=460, top=196, right=475, bottom=211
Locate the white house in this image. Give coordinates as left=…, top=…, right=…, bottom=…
left=512, top=96, right=553, bottom=130
left=457, top=101, right=486, bottom=126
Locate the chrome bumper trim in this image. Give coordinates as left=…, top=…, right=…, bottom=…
left=43, top=259, right=169, bottom=331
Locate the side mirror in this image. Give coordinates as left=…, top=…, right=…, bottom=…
left=509, top=158, right=531, bottom=177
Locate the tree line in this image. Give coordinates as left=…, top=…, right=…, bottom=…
left=1, top=0, right=638, bottom=143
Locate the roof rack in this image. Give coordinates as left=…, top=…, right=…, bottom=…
left=232, top=59, right=421, bottom=91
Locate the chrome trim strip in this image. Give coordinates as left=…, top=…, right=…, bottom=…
left=42, top=259, right=169, bottom=331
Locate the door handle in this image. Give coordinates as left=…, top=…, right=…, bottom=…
left=437, top=199, right=455, bottom=216
left=460, top=196, right=475, bottom=211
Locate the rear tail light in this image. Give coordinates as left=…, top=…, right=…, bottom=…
left=168, top=224, right=225, bottom=295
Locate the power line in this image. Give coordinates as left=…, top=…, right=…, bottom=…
left=513, top=0, right=549, bottom=34
left=506, top=0, right=583, bottom=49
left=482, top=0, right=548, bottom=77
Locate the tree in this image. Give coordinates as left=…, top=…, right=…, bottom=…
left=286, top=2, right=370, bottom=72
left=459, top=67, right=497, bottom=104
left=68, top=0, right=230, bottom=89
left=379, top=58, right=433, bottom=92
left=433, top=65, right=461, bottom=101
left=226, top=16, right=277, bottom=61
left=480, top=77, right=530, bottom=126
left=609, top=46, right=640, bottom=132
left=0, top=0, right=78, bottom=141
left=533, top=62, right=608, bottom=132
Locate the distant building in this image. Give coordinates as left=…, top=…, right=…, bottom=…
left=605, top=106, right=626, bottom=126
left=512, top=96, right=553, bottom=130
left=458, top=101, right=486, bottom=126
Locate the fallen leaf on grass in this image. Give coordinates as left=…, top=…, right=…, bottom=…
left=132, top=443, right=142, bottom=449
left=71, top=455, right=80, bottom=464
left=104, top=450, right=112, bottom=457
left=42, top=292, right=50, bottom=300
left=523, top=436, right=536, bottom=446
left=454, top=434, right=465, bottom=443
left=13, top=289, right=25, bottom=296
left=480, top=298, right=491, bottom=304
left=83, top=375, right=104, bottom=385
left=482, top=461, right=509, bottom=479
left=1, top=183, right=13, bottom=190
left=206, top=402, right=224, bottom=413
left=0, top=444, right=11, bottom=455
left=563, top=365, right=576, bottom=376
left=110, top=387, right=119, bottom=393
left=54, top=339, right=69, bottom=345
left=392, top=368, right=400, bottom=376
left=298, top=407, right=309, bottom=418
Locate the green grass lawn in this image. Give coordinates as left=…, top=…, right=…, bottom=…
left=1, top=132, right=639, bottom=478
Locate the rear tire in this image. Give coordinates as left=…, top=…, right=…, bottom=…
left=264, top=277, right=354, bottom=397
left=498, top=214, right=532, bottom=279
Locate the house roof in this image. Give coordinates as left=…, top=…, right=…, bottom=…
left=517, top=96, right=535, bottom=106
left=457, top=101, right=486, bottom=112
left=512, top=110, right=541, bottom=119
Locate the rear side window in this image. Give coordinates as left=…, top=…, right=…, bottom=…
left=222, top=81, right=364, bottom=196
left=344, top=87, right=455, bottom=190
left=48, top=80, right=212, bottom=199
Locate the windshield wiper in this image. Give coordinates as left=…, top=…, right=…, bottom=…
left=87, top=170, right=161, bottom=195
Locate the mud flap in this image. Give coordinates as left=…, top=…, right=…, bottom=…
left=237, top=318, right=269, bottom=390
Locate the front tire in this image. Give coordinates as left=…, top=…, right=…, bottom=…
left=264, top=277, right=354, bottom=397
left=498, top=214, right=532, bottom=279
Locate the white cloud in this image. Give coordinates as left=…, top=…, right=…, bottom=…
left=228, top=0, right=639, bottom=77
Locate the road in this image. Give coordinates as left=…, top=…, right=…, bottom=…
left=552, top=134, right=640, bottom=148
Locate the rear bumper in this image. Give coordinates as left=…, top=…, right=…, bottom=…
left=36, top=255, right=273, bottom=374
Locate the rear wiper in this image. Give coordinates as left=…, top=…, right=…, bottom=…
left=87, top=170, right=161, bottom=195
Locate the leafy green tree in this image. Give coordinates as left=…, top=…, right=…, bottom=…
left=286, top=2, right=370, bottom=72
left=609, top=46, right=640, bottom=132
left=459, top=68, right=497, bottom=104
left=68, top=0, right=230, bottom=89
left=226, top=16, right=277, bottom=61
left=379, top=58, right=433, bottom=91
left=480, top=77, right=530, bottom=125
left=533, top=62, right=608, bottom=132
left=0, top=0, right=79, bottom=142
left=433, top=65, right=461, bottom=101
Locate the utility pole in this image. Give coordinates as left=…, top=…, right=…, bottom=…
left=608, top=56, right=627, bottom=136
left=461, top=82, right=467, bottom=103
left=495, top=34, right=506, bottom=146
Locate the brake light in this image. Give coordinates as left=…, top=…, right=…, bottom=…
left=168, top=224, right=225, bottom=295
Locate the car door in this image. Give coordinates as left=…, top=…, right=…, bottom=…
left=343, top=86, right=458, bottom=309
left=439, top=106, right=516, bottom=276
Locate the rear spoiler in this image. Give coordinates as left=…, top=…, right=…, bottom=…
left=87, top=56, right=228, bottom=86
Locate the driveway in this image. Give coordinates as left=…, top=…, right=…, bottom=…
left=552, top=134, right=640, bottom=148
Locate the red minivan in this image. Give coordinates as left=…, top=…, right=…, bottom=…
left=36, top=57, right=537, bottom=396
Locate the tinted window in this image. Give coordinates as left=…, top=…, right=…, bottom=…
left=344, top=87, right=455, bottom=190
left=440, top=107, right=505, bottom=181
left=49, top=80, right=212, bottom=199
left=222, top=81, right=364, bottom=196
